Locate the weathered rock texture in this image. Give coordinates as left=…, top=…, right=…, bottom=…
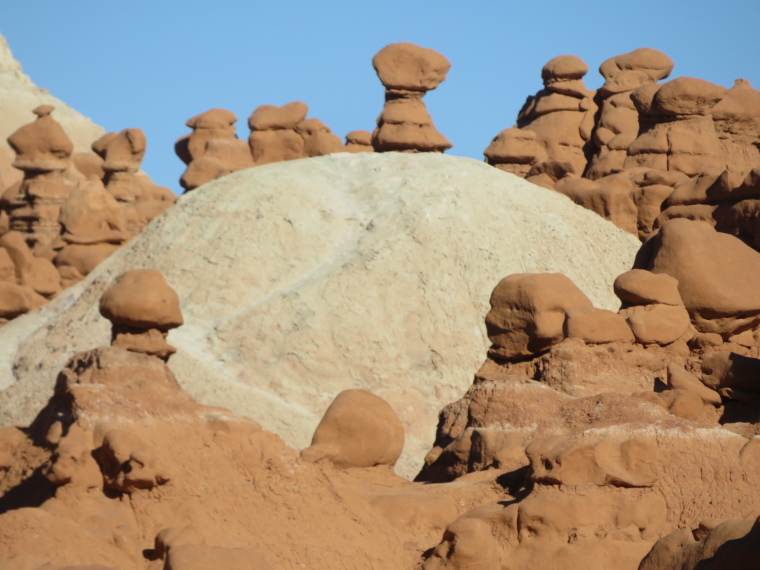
left=0, top=276, right=504, bottom=568
left=485, top=47, right=760, bottom=248
left=418, top=262, right=760, bottom=569
left=0, top=152, right=640, bottom=477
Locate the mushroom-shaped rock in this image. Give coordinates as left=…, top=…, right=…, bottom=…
left=372, top=42, right=451, bottom=92
left=7, top=105, right=73, bottom=172
left=483, top=127, right=545, bottom=176
left=301, top=389, right=404, bottom=469
left=542, top=55, right=589, bottom=83
left=99, top=269, right=183, bottom=359
left=371, top=43, right=452, bottom=153
left=599, top=48, right=674, bottom=93
left=485, top=273, right=593, bottom=360
left=541, top=55, right=592, bottom=97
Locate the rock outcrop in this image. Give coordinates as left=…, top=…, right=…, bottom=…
left=0, top=152, right=640, bottom=478
left=484, top=47, right=760, bottom=250
left=418, top=264, right=760, bottom=568
left=176, top=108, right=253, bottom=192
left=301, top=389, right=404, bottom=468
left=246, top=101, right=344, bottom=167
left=0, top=109, right=175, bottom=307
left=372, top=42, right=453, bottom=153
left=0, top=35, right=104, bottom=189
left=485, top=54, right=597, bottom=182
left=0, top=270, right=505, bottom=569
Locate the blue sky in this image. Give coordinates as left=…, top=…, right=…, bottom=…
left=2, top=1, right=759, bottom=193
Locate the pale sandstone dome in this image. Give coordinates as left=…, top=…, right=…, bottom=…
left=0, top=152, right=640, bottom=477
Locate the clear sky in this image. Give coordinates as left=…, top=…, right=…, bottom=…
left=2, top=0, right=759, bottom=194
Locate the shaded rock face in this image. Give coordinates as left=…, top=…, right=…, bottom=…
left=371, top=42, right=453, bottom=153
left=639, top=516, right=760, bottom=570
left=418, top=269, right=760, bottom=570
left=484, top=47, right=760, bottom=249
left=0, top=153, right=640, bottom=479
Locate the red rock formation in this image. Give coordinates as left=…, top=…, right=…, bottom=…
left=587, top=48, right=675, bottom=179
left=247, top=101, right=308, bottom=165
left=486, top=55, right=596, bottom=183
left=247, top=101, right=345, bottom=166
left=0, top=270, right=504, bottom=569
left=418, top=267, right=760, bottom=568
left=0, top=111, right=175, bottom=318
left=344, top=130, right=373, bottom=153
left=6, top=105, right=77, bottom=254
left=485, top=49, right=760, bottom=250
left=301, top=389, right=404, bottom=469
left=176, top=108, right=253, bottom=192
left=99, top=269, right=184, bottom=359
left=371, top=42, right=453, bottom=153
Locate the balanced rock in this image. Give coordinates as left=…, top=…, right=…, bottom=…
left=179, top=108, right=237, bottom=164
left=516, top=55, right=596, bottom=182
left=99, top=269, right=183, bottom=359
left=7, top=105, right=73, bottom=172
left=6, top=106, right=75, bottom=252
left=372, top=42, right=452, bottom=153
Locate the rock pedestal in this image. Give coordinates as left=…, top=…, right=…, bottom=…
left=6, top=105, right=76, bottom=253
left=371, top=42, right=452, bottom=153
